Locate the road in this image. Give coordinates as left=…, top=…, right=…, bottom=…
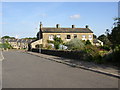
left=2, top=50, right=119, bottom=88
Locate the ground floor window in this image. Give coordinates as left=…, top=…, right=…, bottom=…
left=49, top=35, right=54, bottom=40
left=67, top=35, right=71, bottom=39
left=74, top=34, right=77, bottom=38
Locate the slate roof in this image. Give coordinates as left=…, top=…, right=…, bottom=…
left=41, top=28, right=93, bottom=33
left=9, top=39, right=18, bottom=42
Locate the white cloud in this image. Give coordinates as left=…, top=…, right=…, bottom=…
left=70, top=14, right=80, bottom=19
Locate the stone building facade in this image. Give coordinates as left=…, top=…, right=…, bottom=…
left=31, top=23, right=94, bottom=48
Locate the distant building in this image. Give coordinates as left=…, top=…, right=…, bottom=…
left=93, top=39, right=103, bottom=46
left=0, top=38, right=34, bottom=49
left=31, top=23, right=94, bottom=48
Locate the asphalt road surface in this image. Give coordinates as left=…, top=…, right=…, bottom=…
left=2, top=50, right=119, bottom=88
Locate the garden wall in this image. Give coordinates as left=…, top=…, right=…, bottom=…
left=31, top=48, right=90, bottom=61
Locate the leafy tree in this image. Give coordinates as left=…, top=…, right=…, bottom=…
left=107, top=17, right=120, bottom=50
left=65, top=38, right=85, bottom=50
left=108, top=26, right=120, bottom=52
left=93, top=34, right=97, bottom=39
left=2, top=36, right=10, bottom=39
left=2, top=36, right=15, bottom=39
left=47, top=35, right=63, bottom=49
left=22, top=37, right=37, bottom=39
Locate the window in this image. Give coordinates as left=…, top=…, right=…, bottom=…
left=89, top=35, right=92, bottom=40
left=89, top=35, right=92, bottom=38
left=74, top=34, right=77, bottom=38
left=49, top=35, right=54, bottom=40
left=82, top=35, right=86, bottom=40
left=82, top=35, right=86, bottom=38
left=67, top=35, right=71, bottom=39
left=56, top=34, right=60, bottom=38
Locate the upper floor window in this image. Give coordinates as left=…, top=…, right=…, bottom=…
left=89, top=35, right=92, bottom=38
left=74, top=34, right=77, bottom=38
left=67, top=35, right=71, bottom=39
left=49, top=35, right=54, bottom=40
left=82, top=35, right=86, bottom=40
left=82, top=35, right=86, bottom=38
left=89, top=35, right=92, bottom=40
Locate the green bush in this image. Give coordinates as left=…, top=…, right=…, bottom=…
left=0, top=43, right=13, bottom=49
left=102, top=50, right=120, bottom=66
left=84, top=45, right=102, bottom=64
left=65, top=38, right=85, bottom=50
left=46, top=44, right=52, bottom=50
left=85, top=40, right=92, bottom=45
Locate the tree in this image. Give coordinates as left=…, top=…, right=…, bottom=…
left=107, top=17, right=120, bottom=50
left=22, top=37, right=37, bottom=39
left=2, top=36, right=15, bottom=39
left=93, top=34, right=97, bottom=39
left=2, top=36, right=10, bottom=39
left=47, top=35, right=63, bottom=49
left=108, top=24, right=120, bottom=50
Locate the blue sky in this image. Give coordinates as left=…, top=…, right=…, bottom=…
left=2, top=2, right=118, bottom=38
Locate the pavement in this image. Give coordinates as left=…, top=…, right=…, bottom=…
left=26, top=51, right=120, bottom=79
left=2, top=50, right=119, bottom=88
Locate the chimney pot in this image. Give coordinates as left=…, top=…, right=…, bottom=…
left=40, top=22, right=42, bottom=29
left=85, top=25, right=89, bottom=28
left=56, top=24, right=60, bottom=28
left=72, top=25, right=75, bottom=28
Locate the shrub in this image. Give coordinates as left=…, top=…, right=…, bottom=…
left=65, top=38, right=85, bottom=50
left=85, top=40, right=92, bottom=45
left=84, top=45, right=102, bottom=63
left=102, top=50, right=120, bottom=66
left=45, top=44, right=52, bottom=50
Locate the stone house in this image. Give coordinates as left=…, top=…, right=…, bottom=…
left=31, top=23, right=94, bottom=48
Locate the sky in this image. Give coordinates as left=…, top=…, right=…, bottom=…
left=1, top=2, right=118, bottom=38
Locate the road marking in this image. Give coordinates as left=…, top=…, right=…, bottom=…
left=0, top=51, right=4, bottom=61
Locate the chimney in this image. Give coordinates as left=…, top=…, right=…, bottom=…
left=72, top=25, right=75, bottom=28
left=40, top=22, right=42, bottom=29
left=85, top=25, right=89, bottom=28
left=56, top=24, right=60, bottom=28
